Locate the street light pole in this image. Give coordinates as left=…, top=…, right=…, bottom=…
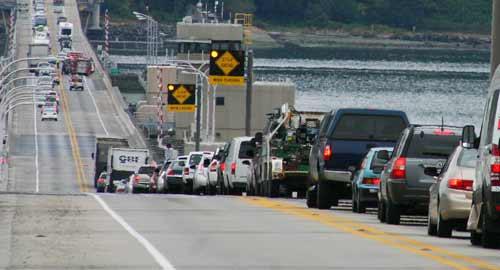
left=195, top=75, right=202, bottom=151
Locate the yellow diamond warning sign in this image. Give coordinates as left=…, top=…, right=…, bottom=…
left=209, top=49, right=245, bottom=86
left=167, top=84, right=196, bottom=112
left=216, top=51, right=240, bottom=75
left=172, top=85, right=191, bottom=104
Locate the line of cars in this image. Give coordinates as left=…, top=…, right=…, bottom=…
left=166, top=105, right=497, bottom=250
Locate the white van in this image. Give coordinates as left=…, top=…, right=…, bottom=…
left=223, top=137, right=255, bottom=194
left=58, top=22, right=73, bottom=39
left=462, top=68, right=500, bottom=248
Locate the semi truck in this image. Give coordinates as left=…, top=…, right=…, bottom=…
left=27, top=43, right=49, bottom=72
left=92, top=137, right=129, bottom=187
left=107, top=148, right=150, bottom=192
left=250, top=104, right=322, bottom=198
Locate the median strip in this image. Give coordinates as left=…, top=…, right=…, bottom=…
left=241, top=197, right=500, bottom=270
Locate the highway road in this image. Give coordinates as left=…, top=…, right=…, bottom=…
left=1, top=0, right=500, bottom=269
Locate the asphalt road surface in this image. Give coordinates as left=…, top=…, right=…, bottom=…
left=1, top=0, right=500, bottom=269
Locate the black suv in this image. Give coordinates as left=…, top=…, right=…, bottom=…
left=307, top=108, right=409, bottom=209
left=378, top=125, right=462, bottom=225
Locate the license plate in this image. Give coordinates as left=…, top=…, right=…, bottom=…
left=492, top=186, right=500, bottom=192
left=369, top=189, right=378, bottom=193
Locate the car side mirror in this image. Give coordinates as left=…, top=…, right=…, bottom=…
left=203, top=159, right=211, bottom=167
left=462, top=125, right=477, bottom=149
left=424, top=167, right=439, bottom=177
left=254, top=132, right=263, bottom=144
left=91, top=153, right=95, bottom=160
left=242, top=160, right=251, bottom=166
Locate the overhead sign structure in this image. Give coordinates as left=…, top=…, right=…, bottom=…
left=209, top=50, right=245, bottom=86
left=167, top=84, right=196, bottom=112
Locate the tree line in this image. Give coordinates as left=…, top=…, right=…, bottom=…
left=104, top=0, right=492, bottom=32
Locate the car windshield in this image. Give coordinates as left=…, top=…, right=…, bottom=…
left=330, top=114, right=407, bottom=141
left=238, top=141, right=255, bottom=159
left=458, top=148, right=478, bottom=168
left=138, top=166, right=154, bottom=175
left=406, top=131, right=461, bottom=158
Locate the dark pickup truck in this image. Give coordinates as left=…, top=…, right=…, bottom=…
left=307, top=108, right=409, bottom=209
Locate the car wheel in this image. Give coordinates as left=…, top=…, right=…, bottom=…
left=317, top=180, right=333, bottom=210
left=481, top=206, right=500, bottom=248
left=351, top=189, right=358, bottom=213
left=268, top=180, right=279, bottom=198
left=427, top=213, right=437, bottom=236
left=306, top=186, right=317, bottom=208
left=471, top=231, right=482, bottom=246
left=378, top=200, right=386, bottom=222
left=436, top=212, right=453, bottom=238
left=356, top=191, right=366, bottom=213
left=385, top=199, right=400, bottom=225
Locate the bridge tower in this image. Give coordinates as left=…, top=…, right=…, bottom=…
left=77, top=0, right=103, bottom=31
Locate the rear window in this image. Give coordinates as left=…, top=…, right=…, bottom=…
left=238, top=141, right=255, bottom=159
left=330, top=114, right=407, bottom=141
left=171, top=161, right=185, bottom=170
left=189, top=154, right=202, bottom=165
left=457, top=148, right=478, bottom=168
left=406, top=132, right=461, bottom=158
left=138, top=166, right=154, bottom=175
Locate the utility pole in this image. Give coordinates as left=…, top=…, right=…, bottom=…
left=195, top=76, right=202, bottom=151
left=491, top=0, right=500, bottom=77
left=245, top=49, right=253, bottom=136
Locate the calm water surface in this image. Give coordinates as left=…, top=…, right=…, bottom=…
left=254, top=48, right=489, bottom=128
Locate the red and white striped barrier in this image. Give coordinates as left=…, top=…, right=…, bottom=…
left=104, top=9, right=110, bottom=55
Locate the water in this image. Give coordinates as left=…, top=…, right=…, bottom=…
left=253, top=48, right=490, bottom=128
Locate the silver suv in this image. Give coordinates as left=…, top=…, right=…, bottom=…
left=378, top=125, right=462, bottom=225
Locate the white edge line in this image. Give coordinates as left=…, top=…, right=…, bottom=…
left=89, top=193, right=176, bottom=270
left=82, top=76, right=110, bottom=136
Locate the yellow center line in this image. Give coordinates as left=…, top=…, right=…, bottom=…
left=241, top=197, right=500, bottom=270
left=46, top=1, right=87, bottom=192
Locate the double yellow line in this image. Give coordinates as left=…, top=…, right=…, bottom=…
left=241, top=197, right=500, bottom=270
left=46, top=2, right=88, bottom=192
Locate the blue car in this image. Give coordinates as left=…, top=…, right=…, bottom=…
left=352, top=147, right=393, bottom=213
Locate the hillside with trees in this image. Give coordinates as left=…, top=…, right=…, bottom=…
left=104, top=0, right=492, bottom=33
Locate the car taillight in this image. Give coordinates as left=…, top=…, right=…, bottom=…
left=184, top=167, right=189, bottom=175
left=231, top=162, right=236, bottom=175
left=490, top=144, right=500, bottom=180
left=134, top=175, right=140, bottom=183
left=220, top=162, right=226, bottom=171
left=390, top=157, right=406, bottom=179
left=97, top=178, right=105, bottom=184
left=323, top=145, right=332, bottom=161
left=210, top=162, right=217, bottom=172
left=447, top=179, right=473, bottom=191
left=362, top=177, right=380, bottom=185
left=167, top=169, right=174, bottom=176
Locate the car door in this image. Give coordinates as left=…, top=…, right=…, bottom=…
left=309, top=112, right=332, bottom=182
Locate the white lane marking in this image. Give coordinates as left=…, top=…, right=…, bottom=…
left=82, top=76, right=109, bottom=136
left=89, top=193, right=176, bottom=270
left=32, top=82, right=40, bottom=193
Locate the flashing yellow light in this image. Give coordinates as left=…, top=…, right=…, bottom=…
left=168, top=85, right=175, bottom=91
left=211, top=50, right=219, bottom=58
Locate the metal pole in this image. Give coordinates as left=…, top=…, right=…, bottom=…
left=212, top=84, right=217, bottom=141
left=245, top=49, right=253, bottom=136
left=195, top=75, right=202, bottom=151
left=491, top=0, right=500, bottom=77
left=206, top=84, right=210, bottom=141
